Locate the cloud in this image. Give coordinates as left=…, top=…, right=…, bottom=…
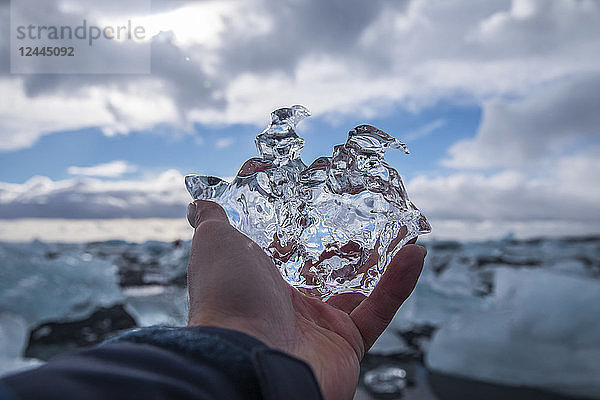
left=467, top=0, right=600, bottom=56
left=1, top=154, right=598, bottom=239
left=1, top=0, right=599, bottom=149
left=443, top=74, right=600, bottom=169
left=409, top=148, right=600, bottom=224
left=0, top=156, right=598, bottom=241
left=403, top=119, right=446, bottom=142
left=406, top=70, right=600, bottom=232
left=0, top=1, right=226, bottom=150
left=0, top=78, right=180, bottom=151
left=215, top=137, right=234, bottom=149
left=3, top=147, right=598, bottom=224
left=1, top=0, right=599, bottom=240
left=67, top=161, right=137, bottom=178
left=0, top=170, right=189, bottom=218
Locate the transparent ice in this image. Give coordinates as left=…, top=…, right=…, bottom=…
left=185, top=105, right=430, bottom=300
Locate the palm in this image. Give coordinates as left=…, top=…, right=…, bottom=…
left=187, top=201, right=426, bottom=400
left=287, top=291, right=365, bottom=400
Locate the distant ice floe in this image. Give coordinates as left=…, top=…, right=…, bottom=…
left=0, top=241, right=124, bottom=377
left=123, top=285, right=188, bottom=327
left=369, top=238, right=600, bottom=398
left=0, top=313, right=42, bottom=376
left=0, top=241, right=124, bottom=327
left=426, top=267, right=600, bottom=399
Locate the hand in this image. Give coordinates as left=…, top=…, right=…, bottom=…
left=186, top=200, right=426, bottom=400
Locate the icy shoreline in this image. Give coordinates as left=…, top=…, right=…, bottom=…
left=1, top=236, right=599, bottom=399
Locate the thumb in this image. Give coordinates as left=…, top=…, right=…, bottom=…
left=187, top=200, right=229, bottom=228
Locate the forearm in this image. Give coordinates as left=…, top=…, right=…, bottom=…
left=1, top=326, right=323, bottom=400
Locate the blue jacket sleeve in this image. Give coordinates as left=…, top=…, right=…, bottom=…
left=0, top=326, right=323, bottom=400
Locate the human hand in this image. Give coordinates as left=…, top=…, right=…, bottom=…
left=186, top=200, right=426, bottom=400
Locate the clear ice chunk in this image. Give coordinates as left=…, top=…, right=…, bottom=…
left=185, top=105, right=430, bottom=300
left=363, top=366, right=407, bottom=395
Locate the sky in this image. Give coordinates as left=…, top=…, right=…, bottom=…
left=0, top=0, right=599, bottom=242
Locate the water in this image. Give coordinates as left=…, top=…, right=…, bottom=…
left=1, top=236, right=598, bottom=398
left=185, top=105, right=430, bottom=300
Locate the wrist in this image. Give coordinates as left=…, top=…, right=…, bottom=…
left=188, top=311, right=297, bottom=353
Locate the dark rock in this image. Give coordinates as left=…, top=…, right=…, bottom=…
left=476, top=255, right=540, bottom=268
left=430, top=241, right=462, bottom=251
left=562, top=235, right=600, bottom=243
left=398, top=324, right=436, bottom=361
left=427, top=255, right=450, bottom=275
left=368, top=325, right=437, bottom=363
left=168, top=272, right=188, bottom=286
left=82, top=241, right=190, bottom=288
left=25, top=304, right=137, bottom=361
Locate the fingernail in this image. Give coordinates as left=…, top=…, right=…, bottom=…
left=188, top=200, right=230, bottom=228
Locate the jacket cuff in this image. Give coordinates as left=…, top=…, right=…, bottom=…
left=108, top=326, right=323, bottom=400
